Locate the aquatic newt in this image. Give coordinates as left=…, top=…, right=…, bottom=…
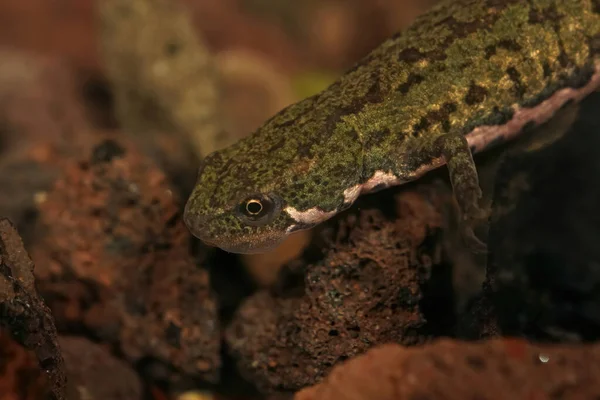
left=184, top=0, right=600, bottom=254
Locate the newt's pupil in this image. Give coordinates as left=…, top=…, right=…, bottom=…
left=246, top=200, right=263, bottom=215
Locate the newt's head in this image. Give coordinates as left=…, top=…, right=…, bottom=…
left=183, top=104, right=363, bottom=254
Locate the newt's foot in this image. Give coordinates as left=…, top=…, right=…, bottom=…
left=459, top=202, right=490, bottom=254
left=432, top=133, right=490, bottom=254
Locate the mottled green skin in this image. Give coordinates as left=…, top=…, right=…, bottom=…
left=185, top=0, right=600, bottom=253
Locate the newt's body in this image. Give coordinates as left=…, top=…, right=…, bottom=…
left=184, top=0, right=600, bottom=254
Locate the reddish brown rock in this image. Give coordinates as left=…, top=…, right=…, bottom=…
left=295, top=338, right=600, bottom=400
left=60, top=336, right=142, bottom=400
left=0, top=219, right=66, bottom=400
left=0, top=329, right=52, bottom=400
left=31, top=137, right=220, bottom=385
left=226, top=187, right=447, bottom=393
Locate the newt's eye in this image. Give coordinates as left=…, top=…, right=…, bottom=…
left=245, top=199, right=263, bottom=215
left=237, top=193, right=281, bottom=226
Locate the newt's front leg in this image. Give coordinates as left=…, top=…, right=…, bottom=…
left=432, top=133, right=490, bottom=253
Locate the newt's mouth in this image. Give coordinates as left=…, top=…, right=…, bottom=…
left=210, top=236, right=285, bottom=254
left=192, top=229, right=286, bottom=254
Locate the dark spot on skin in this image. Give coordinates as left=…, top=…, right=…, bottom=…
left=273, top=116, right=297, bottom=129
left=498, top=39, right=522, bottom=52
left=296, top=143, right=313, bottom=158
left=441, top=120, right=451, bottom=132
left=267, top=137, right=286, bottom=153
left=466, top=105, right=515, bottom=132
left=348, top=129, right=360, bottom=143
left=364, top=77, right=385, bottom=104
left=485, top=39, right=522, bottom=59
left=506, top=66, right=526, bottom=99
left=466, top=355, right=486, bottom=371
left=443, top=103, right=457, bottom=113
left=558, top=51, right=569, bottom=68
left=412, top=117, right=430, bottom=136
left=390, top=31, right=402, bottom=40
left=325, top=108, right=350, bottom=133
left=331, top=163, right=350, bottom=179
left=397, top=73, right=425, bottom=94
left=366, top=127, right=391, bottom=148
left=564, top=64, right=595, bottom=89
left=428, top=50, right=448, bottom=61
left=91, top=139, right=126, bottom=164
left=465, top=83, right=489, bottom=105
left=372, top=128, right=390, bottom=143
left=327, top=76, right=385, bottom=131
left=529, top=3, right=561, bottom=25
left=397, top=47, right=426, bottom=63
left=444, top=16, right=484, bottom=38
left=269, top=99, right=314, bottom=130
left=542, top=62, right=552, bottom=78
left=417, top=102, right=457, bottom=134
left=491, top=106, right=515, bottom=126
left=528, top=8, right=544, bottom=24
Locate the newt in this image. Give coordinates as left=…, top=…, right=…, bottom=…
left=184, top=0, right=600, bottom=254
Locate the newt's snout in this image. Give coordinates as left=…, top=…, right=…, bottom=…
left=182, top=200, right=210, bottom=243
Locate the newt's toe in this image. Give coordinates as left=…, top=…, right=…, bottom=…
left=461, top=202, right=491, bottom=254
